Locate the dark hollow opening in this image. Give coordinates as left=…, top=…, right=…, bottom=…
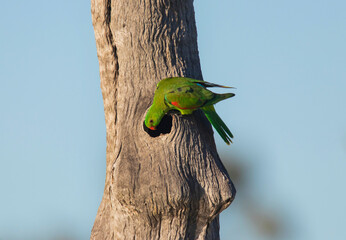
left=143, top=114, right=172, bottom=137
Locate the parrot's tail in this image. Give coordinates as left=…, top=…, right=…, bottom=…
left=202, top=105, right=233, bottom=145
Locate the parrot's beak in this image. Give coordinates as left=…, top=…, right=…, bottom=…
left=149, top=126, right=156, bottom=130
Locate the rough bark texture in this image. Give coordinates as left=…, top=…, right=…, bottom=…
left=91, top=0, right=235, bottom=239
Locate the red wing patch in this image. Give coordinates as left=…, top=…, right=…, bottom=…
left=171, top=101, right=179, bottom=107
left=170, top=101, right=196, bottom=110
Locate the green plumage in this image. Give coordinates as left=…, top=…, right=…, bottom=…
left=144, top=77, right=235, bottom=145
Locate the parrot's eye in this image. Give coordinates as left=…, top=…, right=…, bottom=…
left=150, top=119, right=153, bottom=123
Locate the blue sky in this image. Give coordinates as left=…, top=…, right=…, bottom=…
left=1, top=1, right=345, bottom=239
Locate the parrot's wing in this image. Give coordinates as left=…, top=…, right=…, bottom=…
left=164, top=86, right=213, bottom=110
left=187, top=79, right=234, bottom=89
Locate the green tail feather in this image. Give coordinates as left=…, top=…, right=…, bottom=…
left=202, top=105, right=233, bottom=145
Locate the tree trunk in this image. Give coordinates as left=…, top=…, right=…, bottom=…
left=90, top=0, right=235, bottom=239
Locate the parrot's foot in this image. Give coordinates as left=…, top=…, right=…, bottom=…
left=168, top=110, right=181, bottom=116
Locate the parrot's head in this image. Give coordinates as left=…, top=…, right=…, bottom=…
left=144, top=105, right=163, bottom=131
left=145, top=117, right=158, bottom=130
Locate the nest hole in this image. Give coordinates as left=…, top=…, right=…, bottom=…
left=143, top=115, right=172, bottom=137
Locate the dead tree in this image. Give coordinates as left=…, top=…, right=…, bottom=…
left=90, top=0, right=235, bottom=239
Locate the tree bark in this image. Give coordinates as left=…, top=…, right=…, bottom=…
left=90, top=0, right=235, bottom=239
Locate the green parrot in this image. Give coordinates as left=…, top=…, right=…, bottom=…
left=144, top=77, right=235, bottom=145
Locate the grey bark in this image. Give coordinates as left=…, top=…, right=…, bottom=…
left=90, top=0, right=235, bottom=239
